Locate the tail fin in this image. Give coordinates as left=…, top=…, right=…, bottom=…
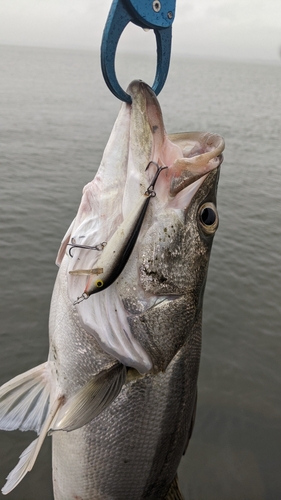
left=0, top=363, right=62, bottom=494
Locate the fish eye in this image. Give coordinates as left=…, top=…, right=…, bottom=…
left=96, top=279, right=104, bottom=288
left=198, top=202, right=218, bottom=234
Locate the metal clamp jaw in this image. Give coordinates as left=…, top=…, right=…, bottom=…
left=101, top=0, right=176, bottom=103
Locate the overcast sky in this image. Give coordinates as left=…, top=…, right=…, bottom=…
left=1, top=0, right=281, bottom=62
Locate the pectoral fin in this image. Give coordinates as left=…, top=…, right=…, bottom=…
left=2, top=438, right=39, bottom=495
left=2, top=399, right=61, bottom=495
left=51, top=363, right=126, bottom=432
left=0, top=363, right=51, bottom=433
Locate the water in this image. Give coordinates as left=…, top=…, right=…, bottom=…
left=0, top=45, right=280, bottom=499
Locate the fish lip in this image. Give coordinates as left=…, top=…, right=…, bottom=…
left=167, top=133, right=224, bottom=198
left=127, top=79, right=156, bottom=100
left=171, top=153, right=223, bottom=196
left=127, top=79, right=166, bottom=146
left=168, top=131, right=225, bottom=157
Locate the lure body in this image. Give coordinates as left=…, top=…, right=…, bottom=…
left=71, top=193, right=151, bottom=302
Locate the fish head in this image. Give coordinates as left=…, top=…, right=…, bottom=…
left=57, top=80, right=224, bottom=373
left=119, top=81, right=224, bottom=307
left=115, top=82, right=224, bottom=371
left=136, top=164, right=221, bottom=301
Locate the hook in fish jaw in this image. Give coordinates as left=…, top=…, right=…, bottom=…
left=68, top=241, right=107, bottom=258
left=145, top=162, right=168, bottom=197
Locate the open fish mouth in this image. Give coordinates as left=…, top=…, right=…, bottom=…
left=55, top=80, right=225, bottom=373
left=124, top=81, right=224, bottom=205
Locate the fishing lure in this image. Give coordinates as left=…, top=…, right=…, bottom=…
left=71, top=162, right=167, bottom=304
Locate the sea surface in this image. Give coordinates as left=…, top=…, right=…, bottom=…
left=0, top=44, right=280, bottom=500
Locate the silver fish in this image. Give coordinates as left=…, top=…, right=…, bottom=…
left=0, top=80, right=224, bottom=499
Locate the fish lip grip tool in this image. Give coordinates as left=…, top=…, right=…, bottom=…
left=101, top=0, right=176, bottom=103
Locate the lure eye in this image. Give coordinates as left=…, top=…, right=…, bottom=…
left=198, top=202, right=218, bottom=234
left=96, top=279, right=104, bottom=288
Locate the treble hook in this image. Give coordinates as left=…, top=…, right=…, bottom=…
left=145, top=161, right=168, bottom=197
left=67, top=241, right=107, bottom=258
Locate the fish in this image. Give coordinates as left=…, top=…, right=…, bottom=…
left=0, top=80, right=224, bottom=499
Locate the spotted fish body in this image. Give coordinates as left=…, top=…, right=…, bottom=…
left=0, top=81, right=224, bottom=499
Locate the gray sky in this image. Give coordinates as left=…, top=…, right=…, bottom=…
left=1, top=0, right=281, bottom=62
